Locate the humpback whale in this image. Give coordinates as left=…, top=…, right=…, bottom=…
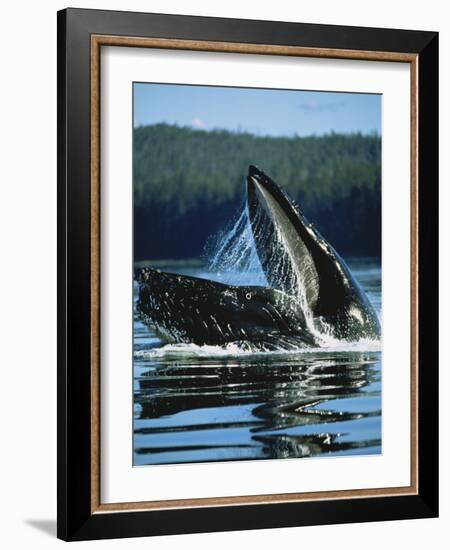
left=135, top=165, right=380, bottom=349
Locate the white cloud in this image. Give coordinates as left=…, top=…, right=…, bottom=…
left=191, top=117, right=206, bottom=129
left=297, top=100, right=345, bottom=113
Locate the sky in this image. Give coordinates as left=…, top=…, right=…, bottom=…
left=133, top=82, right=381, bottom=137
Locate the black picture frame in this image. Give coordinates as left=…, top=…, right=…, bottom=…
left=57, top=7, right=438, bottom=541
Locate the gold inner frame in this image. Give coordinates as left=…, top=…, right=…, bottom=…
left=90, top=35, right=419, bottom=514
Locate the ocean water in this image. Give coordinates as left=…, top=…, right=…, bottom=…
left=133, top=257, right=381, bottom=466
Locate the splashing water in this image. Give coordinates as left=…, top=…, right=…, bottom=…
left=201, top=189, right=383, bottom=352
left=205, top=200, right=268, bottom=287
left=205, top=199, right=338, bottom=347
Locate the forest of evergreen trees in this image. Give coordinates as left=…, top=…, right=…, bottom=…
left=134, top=124, right=381, bottom=261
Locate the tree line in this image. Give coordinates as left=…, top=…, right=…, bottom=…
left=134, top=123, right=381, bottom=261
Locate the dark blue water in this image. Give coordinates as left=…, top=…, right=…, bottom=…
left=133, top=257, right=381, bottom=466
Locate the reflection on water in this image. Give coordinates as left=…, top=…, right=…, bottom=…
left=133, top=258, right=381, bottom=466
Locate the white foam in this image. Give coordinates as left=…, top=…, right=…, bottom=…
left=134, top=337, right=381, bottom=359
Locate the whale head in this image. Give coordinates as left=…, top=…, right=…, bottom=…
left=246, top=165, right=380, bottom=341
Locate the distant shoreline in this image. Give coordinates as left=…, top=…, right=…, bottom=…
left=134, top=125, right=381, bottom=261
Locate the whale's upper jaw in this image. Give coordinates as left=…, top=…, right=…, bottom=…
left=247, top=165, right=306, bottom=230
left=246, top=165, right=381, bottom=340
left=247, top=164, right=322, bottom=310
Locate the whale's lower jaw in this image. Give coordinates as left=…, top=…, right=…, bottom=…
left=136, top=268, right=318, bottom=349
